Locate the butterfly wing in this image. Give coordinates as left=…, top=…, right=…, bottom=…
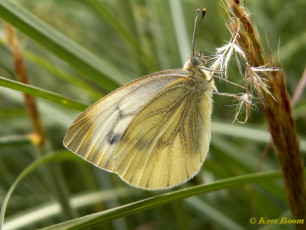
left=112, top=77, right=212, bottom=190
left=63, top=69, right=190, bottom=172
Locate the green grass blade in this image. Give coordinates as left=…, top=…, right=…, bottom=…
left=0, top=135, right=31, bottom=147
left=0, top=151, right=80, bottom=229
left=0, top=1, right=127, bottom=90
left=22, top=51, right=103, bottom=100
left=41, top=170, right=285, bottom=230
left=0, top=76, right=87, bottom=110
left=4, top=189, right=135, bottom=230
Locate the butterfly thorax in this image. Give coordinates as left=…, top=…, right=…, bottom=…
left=183, top=52, right=214, bottom=95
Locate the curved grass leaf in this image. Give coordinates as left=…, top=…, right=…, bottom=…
left=0, top=150, right=80, bottom=229
left=42, top=170, right=285, bottom=230
left=0, top=76, right=87, bottom=111
left=4, top=188, right=135, bottom=230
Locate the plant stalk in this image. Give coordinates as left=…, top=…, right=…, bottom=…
left=3, top=22, right=77, bottom=220
left=227, top=1, right=306, bottom=228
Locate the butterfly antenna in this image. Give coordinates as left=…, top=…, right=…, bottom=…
left=192, top=9, right=206, bottom=57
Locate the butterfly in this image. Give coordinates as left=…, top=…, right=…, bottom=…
left=63, top=9, right=216, bottom=190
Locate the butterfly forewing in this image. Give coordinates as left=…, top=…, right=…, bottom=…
left=63, top=69, right=190, bottom=172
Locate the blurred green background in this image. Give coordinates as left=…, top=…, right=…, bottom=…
left=0, top=0, right=305, bottom=229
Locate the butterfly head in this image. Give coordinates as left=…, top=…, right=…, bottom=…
left=191, top=52, right=206, bottom=66
left=183, top=51, right=206, bottom=70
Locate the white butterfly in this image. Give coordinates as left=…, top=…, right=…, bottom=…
left=64, top=9, right=215, bottom=190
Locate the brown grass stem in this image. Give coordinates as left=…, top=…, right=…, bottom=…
left=3, top=22, right=77, bottom=220
left=227, top=0, right=306, bottom=228
left=4, top=22, right=45, bottom=146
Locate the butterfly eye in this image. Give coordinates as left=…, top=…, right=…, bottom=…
left=192, top=56, right=201, bottom=66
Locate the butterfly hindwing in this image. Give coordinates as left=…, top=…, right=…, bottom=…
left=112, top=77, right=212, bottom=189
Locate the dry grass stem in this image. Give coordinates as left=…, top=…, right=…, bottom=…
left=3, top=21, right=77, bottom=220
left=3, top=22, right=45, bottom=147
left=223, top=0, right=306, bottom=227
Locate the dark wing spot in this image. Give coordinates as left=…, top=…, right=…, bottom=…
left=107, top=130, right=122, bottom=145
left=116, top=105, right=124, bottom=118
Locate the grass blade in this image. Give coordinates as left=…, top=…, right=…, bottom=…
left=42, top=170, right=286, bottom=230
left=0, top=76, right=87, bottom=110
left=0, top=151, right=80, bottom=229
